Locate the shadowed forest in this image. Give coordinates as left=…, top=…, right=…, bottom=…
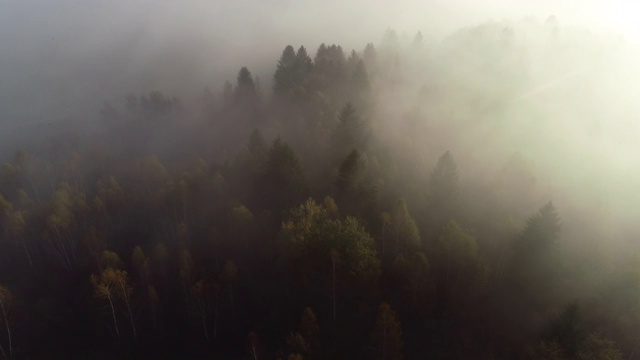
left=0, top=14, right=640, bottom=360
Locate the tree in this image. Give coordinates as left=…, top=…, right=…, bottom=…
left=112, top=269, right=137, bottom=340
left=390, top=252, right=430, bottom=308
left=274, top=45, right=314, bottom=99
left=531, top=340, right=565, bottom=360
left=101, top=250, right=124, bottom=270
left=434, top=220, right=485, bottom=298
left=0, top=285, right=13, bottom=360
left=3, top=209, right=30, bottom=267
left=350, top=60, right=370, bottom=105
left=330, top=248, right=340, bottom=323
left=231, top=205, right=254, bottom=248
left=516, top=202, right=561, bottom=255
left=390, top=198, right=420, bottom=257
left=179, top=249, right=195, bottom=304
left=91, top=268, right=121, bottom=339
left=131, top=246, right=151, bottom=284
left=248, top=331, right=261, bottom=360
left=285, top=307, right=320, bottom=359
left=335, top=150, right=367, bottom=199
left=222, top=80, right=234, bottom=106
left=274, top=45, right=298, bottom=95
left=286, top=332, right=309, bottom=358
left=429, top=151, right=458, bottom=210
left=82, top=227, right=106, bottom=270
left=545, top=302, right=586, bottom=359
left=92, top=266, right=136, bottom=339
left=152, top=243, right=170, bottom=294
left=235, top=66, right=258, bottom=105
left=147, top=285, right=161, bottom=331
left=45, top=182, right=85, bottom=271
left=247, top=129, right=268, bottom=163
left=379, top=212, right=392, bottom=260
left=295, top=46, right=313, bottom=80
left=333, top=104, right=369, bottom=158
left=314, top=44, right=346, bottom=84
left=190, top=279, right=215, bottom=341
left=510, top=202, right=562, bottom=298
left=259, top=138, right=306, bottom=211
left=334, top=150, right=377, bottom=222
left=222, top=260, right=238, bottom=324
left=578, top=333, right=622, bottom=360
left=280, top=199, right=380, bottom=321
left=299, top=307, right=320, bottom=353
left=362, top=43, right=377, bottom=72
left=371, top=302, right=403, bottom=360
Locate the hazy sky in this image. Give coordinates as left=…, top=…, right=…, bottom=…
left=0, top=0, right=635, bottom=125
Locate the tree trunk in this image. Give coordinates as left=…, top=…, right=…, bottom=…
left=382, top=324, right=387, bottom=360
left=381, top=223, right=386, bottom=260
left=151, top=304, right=157, bottom=331
left=107, top=295, right=120, bottom=338
left=394, top=227, right=400, bottom=258
left=213, top=302, right=218, bottom=339
left=0, top=299, right=11, bottom=359
left=125, top=299, right=137, bottom=340
left=201, top=313, right=209, bottom=341
left=332, top=257, right=336, bottom=323
left=230, top=285, right=235, bottom=325
left=22, top=241, right=33, bottom=268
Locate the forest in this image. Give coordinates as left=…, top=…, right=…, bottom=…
left=0, top=14, right=639, bottom=360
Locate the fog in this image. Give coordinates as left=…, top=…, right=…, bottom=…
left=0, top=0, right=629, bottom=120
left=1, top=0, right=640, bottom=358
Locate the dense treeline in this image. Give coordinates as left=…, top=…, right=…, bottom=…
left=0, top=22, right=636, bottom=359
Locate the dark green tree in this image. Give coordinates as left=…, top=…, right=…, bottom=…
left=235, top=67, right=258, bottom=106
left=430, top=151, right=458, bottom=207
left=335, top=150, right=377, bottom=223
left=274, top=45, right=297, bottom=95
left=544, top=302, right=586, bottom=359
left=333, top=104, right=370, bottom=159
left=390, top=198, right=420, bottom=257
left=371, top=302, right=403, bottom=360
left=259, top=139, right=306, bottom=212
left=509, top=202, right=562, bottom=300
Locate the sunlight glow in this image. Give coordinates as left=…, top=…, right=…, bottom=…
left=609, top=2, right=640, bottom=36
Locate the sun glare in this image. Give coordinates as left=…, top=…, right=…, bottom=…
left=609, top=3, right=640, bottom=36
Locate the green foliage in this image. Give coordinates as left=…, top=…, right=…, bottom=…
left=545, top=302, right=586, bottom=358
left=517, top=202, right=561, bottom=254
left=577, top=333, right=623, bottom=360
left=274, top=45, right=297, bottom=95
left=101, top=250, right=124, bottom=270
left=390, top=198, right=420, bottom=255
left=260, top=138, right=306, bottom=211
left=333, top=104, right=370, bottom=158
left=274, top=45, right=314, bottom=97
left=531, top=340, right=565, bottom=360
left=248, top=129, right=268, bottom=161
left=371, top=302, right=403, bottom=360
left=510, top=202, right=562, bottom=302
left=334, top=149, right=377, bottom=223
left=279, top=198, right=380, bottom=282
left=313, top=44, right=346, bottom=83
left=336, top=149, right=367, bottom=198
left=437, top=220, right=479, bottom=273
